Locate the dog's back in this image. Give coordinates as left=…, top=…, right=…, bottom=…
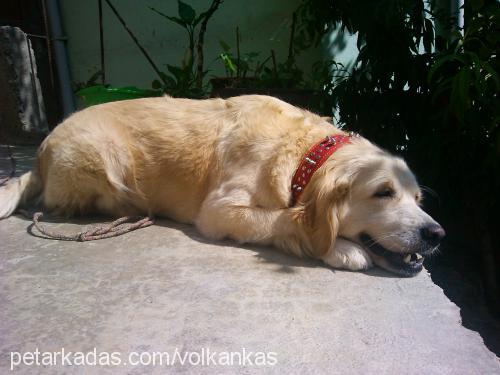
left=35, top=96, right=229, bottom=220
left=1, top=95, right=331, bottom=221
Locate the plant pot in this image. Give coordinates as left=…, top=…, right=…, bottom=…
left=210, top=77, right=260, bottom=90
left=210, top=78, right=329, bottom=115
left=76, top=85, right=162, bottom=107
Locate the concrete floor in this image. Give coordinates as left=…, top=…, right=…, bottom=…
left=1, top=146, right=499, bottom=374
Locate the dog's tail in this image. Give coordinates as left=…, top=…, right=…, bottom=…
left=0, top=171, right=42, bottom=219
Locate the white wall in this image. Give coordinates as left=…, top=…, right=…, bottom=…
left=59, top=0, right=324, bottom=89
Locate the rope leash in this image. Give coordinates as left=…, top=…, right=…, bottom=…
left=29, top=211, right=154, bottom=241
left=2, top=148, right=154, bottom=241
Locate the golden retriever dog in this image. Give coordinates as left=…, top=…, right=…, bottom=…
left=0, top=95, right=445, bottom=276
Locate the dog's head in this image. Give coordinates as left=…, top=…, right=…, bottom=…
left=300, top=137, right=445, bottom=276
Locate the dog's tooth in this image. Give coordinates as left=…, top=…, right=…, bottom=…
left=403, top=254, right=411, bottom=263
left=416, top=253, right=423, bottom=260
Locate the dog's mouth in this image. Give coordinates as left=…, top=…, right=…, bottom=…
left=359, top=233, right=425, bottom=277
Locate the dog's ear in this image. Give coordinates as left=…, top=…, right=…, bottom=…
left=295, top=171, right=350, bottom=258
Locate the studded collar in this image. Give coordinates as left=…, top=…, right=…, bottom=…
left=290, top=134, right=353, bottom=206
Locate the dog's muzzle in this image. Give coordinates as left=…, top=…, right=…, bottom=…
left=359, top=230, right=443, bottom=277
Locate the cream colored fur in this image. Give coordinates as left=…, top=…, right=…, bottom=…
left=0, top=95, right=438, bottom=272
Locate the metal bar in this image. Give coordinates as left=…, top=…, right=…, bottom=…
left=26, top=33, right=67, bottom=41
left=288, top=11, right=296, bottom=62
left=98, top=0, right=105, bottom=84
left=45, top=0, right=75, bottom=117
left=236, top=26, right=240, bottom=78
left=40, top=0, right=55, bottom=89
left=104, top=0, right=166, bottom=85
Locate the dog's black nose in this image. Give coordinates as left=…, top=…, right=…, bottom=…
left=420, top=224, right=445, bottom=246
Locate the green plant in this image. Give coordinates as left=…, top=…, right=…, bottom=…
left=429, top=3, right=499, bottom=125
left=153, top=65, right=206, bottom=98
left=296, top=0, right=500, bottom=314
left=426, top=3, right=499, bottom=288
left=218, top=40, right=262, bottom=78
left=258, top=54, right=305, bottom=88
left=150, top=0, right=222, bottom=97
left=72, top=70, right=104, bottom=92
left=214, top=12, right=313, bottom=89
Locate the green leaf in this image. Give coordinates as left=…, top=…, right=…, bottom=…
left=428, top=54, right=466, bottom=83
left=423, top=18, right=434, bottom=53
left=149, top=7, right=187, bottom=28
left=245, top=52, right=260, bottom=59
left=219, top=53, right=237, bottom=73
left=86, top=70, right=103, bottom=85
left=431, top=78, right=452, bottom=103
left=152, top=79, right=162, bottom=89
left=219, top=40, right=231, bottom=52
left=167, top=64, right=185, bottom=80
left=178, top=0, right=196, bottom=25
left=469, top=0, right=484, bottom=11
left=476, top=60, right=500, bottom=91
left=167, top=16, right=188, bottom=28
left=457, top=68, right=470, bottom=107
left=193, top=10, right=208, bottom=27
left=160, top=73, right=176, bottom=88
left=450, top=77, right=464, bottom=123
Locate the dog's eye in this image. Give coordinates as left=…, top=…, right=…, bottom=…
left=373, top=188, right=395, bottom=198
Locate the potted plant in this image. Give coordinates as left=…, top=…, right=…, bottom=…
left=209, top=14, right=331, bottom=115
left=74, top=0, right=167, bottom=107
left=150, top=0, right=222, bottom=98
left=75, top=70, right=162, bottom=107
left=76, top=0, right=223, bottom=106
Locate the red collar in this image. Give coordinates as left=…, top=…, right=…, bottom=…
left=290, top=134, right=352, bottom=206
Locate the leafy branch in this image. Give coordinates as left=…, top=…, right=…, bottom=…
left=149, top=0, right=223, bottom=96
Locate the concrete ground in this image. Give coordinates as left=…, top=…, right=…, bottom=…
left=1, top=145, right=499, bottom=374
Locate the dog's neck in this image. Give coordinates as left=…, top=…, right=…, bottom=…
left=290, top=134, right=355, bottom=206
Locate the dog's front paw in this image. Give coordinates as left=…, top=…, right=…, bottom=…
left=322, top=238, right=373, bottom=271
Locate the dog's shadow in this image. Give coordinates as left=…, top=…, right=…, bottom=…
left=157, top=220, right=326, bottom=275
left=15, top=210, right=399, bottom=278
left=156, top=220, right=401, bottom=278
